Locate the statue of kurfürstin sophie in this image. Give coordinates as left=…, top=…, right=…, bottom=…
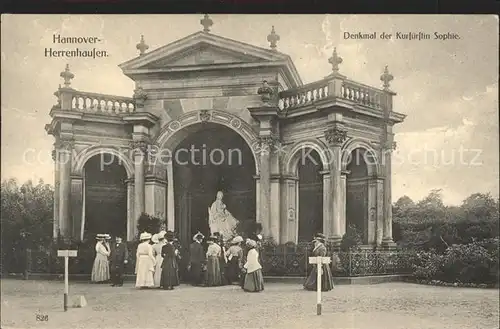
left=208, top=191, right=239, bottom=240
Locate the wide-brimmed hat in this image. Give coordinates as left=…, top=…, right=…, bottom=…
left=140, top=232, right=152, bottom=240
left=96, top=234, right=106, bottom=239
left=313, top=233, right=326, bottom=243
left=165, top=231, right=175, bottom=241
left=246, top=239, right=257, bottom=248
left=231, top=236, right=244, bottom=244
left=151, top=234, right=160, bottom=244
left=193, top=232, right=204, bottom=241
left=207, top=235, right=218, bottom=242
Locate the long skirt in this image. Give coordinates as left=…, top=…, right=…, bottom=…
left=205, top=256, right=222, bottom=287
left=91, top=254, right=110, bottom=283
left=226, top=257, right=240, bottom=283
left=160, top=260, right=179, bottom=289
left=153, top=255, right=163, bottom=287
left=304, top=264, right=334, bottom=291
left=135, top=255, right=155, bottom=288
left=190, top=262, right=204, bottom=286
left=243, top=269, right=264, bottom=292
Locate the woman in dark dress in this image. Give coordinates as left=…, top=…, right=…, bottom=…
left=205, top=235, right=222, bottom=287
left=160, top=232, right=179, bottom=290
left=303, top=233, right=334, bottom=291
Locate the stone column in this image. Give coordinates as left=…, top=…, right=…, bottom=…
left=324, top=126, right=348, bottom=246
left=375, top=177, right=384, bottom=247
left=126, top=179, right=135, bottom=241
left=320, top=170, right=332, bottom=235
left=340, top=171, right=348, bottom=237
left=132, top=142, right=146, bottom=223
left=145, top=176, right=167, bottom=219
left=367, top=177, right=378, bottom=245
left=382, top=140, right=396, bottom=248
left=52, top=148, right=60, bottom=239
left=257, top=137, right=272, bottom=237
left=58, top=140, right=73, bottom=237
left=270, top=174, right=281, bottom=241
left=280, top=175, right=298, bottom=244
left=166, top=162, right=175, bottom=231
left=70, top=176, right=84, bottom=239
left=254, top=175, right=261, bottom=231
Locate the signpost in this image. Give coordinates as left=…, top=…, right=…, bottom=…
left=57, top=250, right=78, bottom=311
left=308, top=256, right=331, bottom=315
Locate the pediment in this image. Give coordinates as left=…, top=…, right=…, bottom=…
left=119, top=31, right=303, bottom=89
left=120, top=32, right=290, bottom=70
left=147, top=43, right=263, bottom=68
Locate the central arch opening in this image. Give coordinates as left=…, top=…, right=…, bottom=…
left=83, top=154, right=127, bottom=239
left=172, top=123, right=256, bottom=244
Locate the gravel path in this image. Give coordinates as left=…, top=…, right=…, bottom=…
left=1, top=279, right=498, bottom=329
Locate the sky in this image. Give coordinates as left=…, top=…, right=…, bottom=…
left=1, top=14, right=498, bottom=205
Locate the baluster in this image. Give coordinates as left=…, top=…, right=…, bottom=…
left=71, top=97, right=76, bottom=110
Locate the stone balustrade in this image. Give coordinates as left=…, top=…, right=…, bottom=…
left=70, top=91, right=135, bottom=114
left=278, top=76, right=386, bottom=112
left=341, top=79, right=383, bottom=109
left=278, top=79, right=330, bottom=111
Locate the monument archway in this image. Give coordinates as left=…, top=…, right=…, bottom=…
left=165, top=122, right=257, bottom=245
left=82, top=153, right=128, bottom=240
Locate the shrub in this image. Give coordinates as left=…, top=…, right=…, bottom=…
left=411, top=240, right=499, bottom=284
left=340, top=224, right=363, bottom=251
left=136, top=213, right=163, bottom=237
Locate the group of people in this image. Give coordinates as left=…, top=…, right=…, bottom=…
left=91, top=233, right=128, bottom=287
left=91, top=229, right=335, bottom=293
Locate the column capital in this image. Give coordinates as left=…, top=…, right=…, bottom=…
left=253, top=135, right=281, bottom=157
left=382, top=140, right=396, bottom=152
left=55, top=138, right=75, bottom=151
left=341, top=170, right=351, bottom=176
left=324, top=126, right=348, bottom=147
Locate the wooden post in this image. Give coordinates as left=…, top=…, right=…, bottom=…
left=309, top=256, right=331, bottom=316
left=57, top=250, right=77, bottom=312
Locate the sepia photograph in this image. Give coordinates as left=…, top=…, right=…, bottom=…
left=1, top=14, right=499, bottom=329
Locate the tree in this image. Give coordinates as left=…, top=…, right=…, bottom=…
left=393, top=195, right=415, bottom=221
left=461, top=193, right=499, bottom=221
left=1, top=178, right=54, bottom=273
left=1, top=179, right=54, bottom=248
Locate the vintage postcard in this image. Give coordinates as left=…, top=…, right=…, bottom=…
left=1, top=14, right=499, bottom=329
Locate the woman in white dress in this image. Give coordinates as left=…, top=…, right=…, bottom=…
left=135, top=232, right=156, bottom=288
left=91, top=234, right=111, bottom=283
left=152, top=231, right=166, bottom=288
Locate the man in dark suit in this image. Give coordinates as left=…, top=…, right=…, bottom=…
left=188, top=232, right=205, bottom=286
left=110, top=236, right=128, bottom=287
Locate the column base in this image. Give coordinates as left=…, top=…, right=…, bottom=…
left=326, top=235, right=342, bottom=250
left=381, top=239, right=397, bottom=250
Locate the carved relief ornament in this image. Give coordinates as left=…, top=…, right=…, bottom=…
left=199, top=110, right=212, bottom=122
left=324, top=127, right=348, bottom=146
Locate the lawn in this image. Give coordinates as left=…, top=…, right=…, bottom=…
left=1, top=279, right=498, bottom=329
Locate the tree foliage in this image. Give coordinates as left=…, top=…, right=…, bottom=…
left=136, top=212, right=163, bottom=237
left=1, top=179, right=54, bottom=249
